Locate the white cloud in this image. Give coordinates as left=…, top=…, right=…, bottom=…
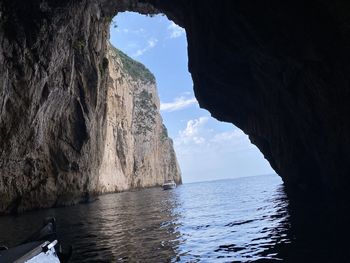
left=212, top=130, right=247, bottom=143
left=168, top=21, right=185, bottom=39
left=148, top=38, right=157, bottom=47
left=182, top=117, right=208, bottom=137
left=211, top=130, right=254, bottom=153
left=174, top=117, right=253, bottom=155
left=178, top=117, right=209, bottom=145
left=160, top=96, right=198, bottom=112
left=172, top=116, right=274, bottom=183
left=118, top=28, right=145, bottom=35
left=133, top=38, right=158, bottom=57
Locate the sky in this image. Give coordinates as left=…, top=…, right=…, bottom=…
left=110, top=12, right=275, bottom=183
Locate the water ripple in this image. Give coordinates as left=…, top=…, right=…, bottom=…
left=1, top=174, right=348, bottom=262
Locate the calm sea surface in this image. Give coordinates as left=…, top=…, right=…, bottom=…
left=0, top=174, right=348, bottom=262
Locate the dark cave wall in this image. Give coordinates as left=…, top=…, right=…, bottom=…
left=134, top=0, right=350, bottom=197
left=1, top=0, right=350, bottom=212
left=182, top=0, right=350, bottom=196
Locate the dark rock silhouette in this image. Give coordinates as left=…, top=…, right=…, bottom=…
left=117, top=0, right=350, bottom=199
left=1, top=0, right=350, bottom=212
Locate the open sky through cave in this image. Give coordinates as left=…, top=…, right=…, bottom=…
left=110, top=12, right=275, bottom=183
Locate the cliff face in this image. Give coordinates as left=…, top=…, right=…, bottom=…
left=0, top=0, right=180, bottom=213
left=0, top=0, right=110, bottom=213
left=98, top=44, right=181, bottom=192
left=1, top=0, right=350, bottom=212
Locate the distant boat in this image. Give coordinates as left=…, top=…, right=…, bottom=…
left=162, top=180, right=176, bottom=190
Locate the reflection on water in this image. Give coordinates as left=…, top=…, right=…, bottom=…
left=0, top=174, right=348, bottom=262
left=55, top=189, right=181, bottom=262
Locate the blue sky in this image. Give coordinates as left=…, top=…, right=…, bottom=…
left=110, top=12, right=275, bottom=183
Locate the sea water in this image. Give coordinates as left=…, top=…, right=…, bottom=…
left=0, top=174, right=347, bottom=262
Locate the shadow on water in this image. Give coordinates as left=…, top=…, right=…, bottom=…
left=0, top=189, right=181, bottom=262
left=251, top=186, right=350, bottom=263
left=0, top=175, right=349, bottom=262
left=62, top=189, right=181, bottom=262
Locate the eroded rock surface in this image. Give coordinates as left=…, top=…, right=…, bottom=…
left=0, top=0, right=180, bottom=213
left=1, top=0, right=350, bottom=212
left=0, top=0, right=111, bottom=213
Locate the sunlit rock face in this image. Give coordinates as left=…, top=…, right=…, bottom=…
left=98, top=44, right=181, bottom=192
left=0, top=0, right=180, bottom=213
left=1, top=0, right=350, bottom=213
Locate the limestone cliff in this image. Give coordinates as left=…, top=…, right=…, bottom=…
left=0, top=0, right=180, bottom=213
left=0, top=0, right=110, bottom=213
left=3, top=0, right=350, bottom=210
left=98, top=44, right=181, bottom=192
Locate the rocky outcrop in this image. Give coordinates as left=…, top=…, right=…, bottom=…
left=1, top=0, right=350, bottom=211
left=0, top=0, right=180, bottom=213
left=98, top=44, right=181, bottom=192
left=0, top=0, right=110, bottom=213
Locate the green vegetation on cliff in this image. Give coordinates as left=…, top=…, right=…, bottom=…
left=110, top=45, right=155, bottom=84
left=134, top=90, right=157, bottom=135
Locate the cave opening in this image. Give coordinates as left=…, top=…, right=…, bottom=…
left=2, top=1, right=349, bottom=261
left=110, top=11, right=275, bottom=183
